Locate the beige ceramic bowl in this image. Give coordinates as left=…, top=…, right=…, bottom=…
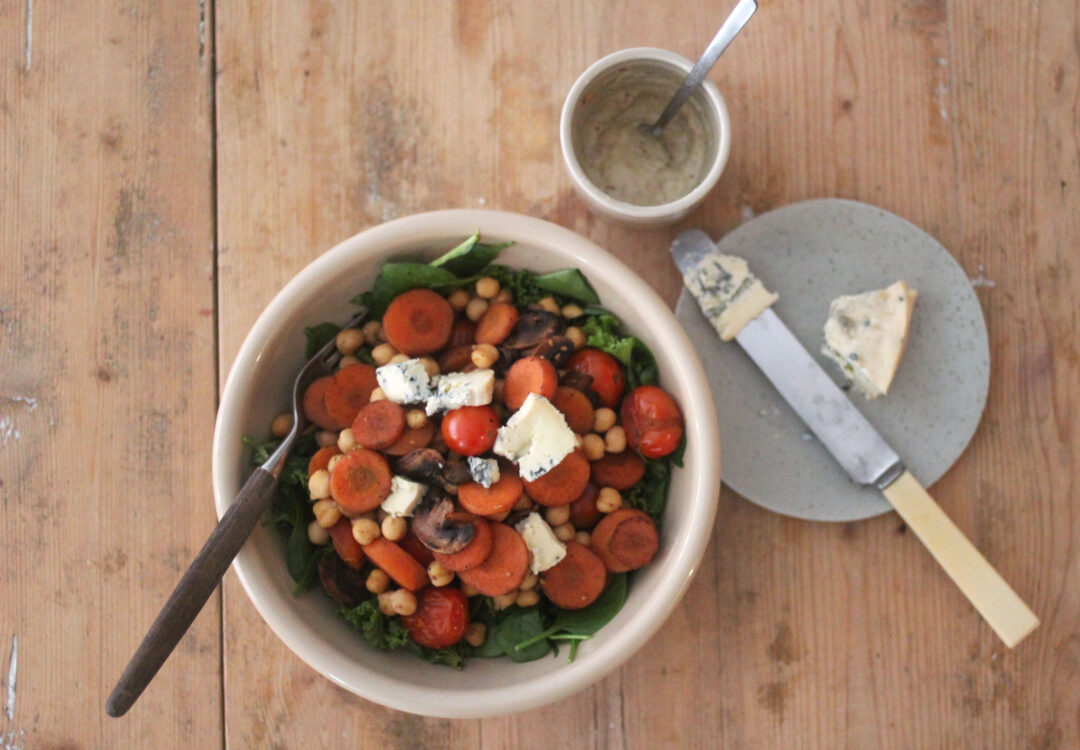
left=211, top=210, right=721, bottom=718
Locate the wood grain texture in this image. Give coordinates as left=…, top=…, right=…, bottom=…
left=0, top=0, right=221, bottom=748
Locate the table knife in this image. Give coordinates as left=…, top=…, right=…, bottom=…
left=672, top=229, right=1039, bottom=648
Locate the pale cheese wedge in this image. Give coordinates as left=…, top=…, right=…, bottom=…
left=821, top=280, right=917, bottom=398
left=683, top=253, right=779, bottom=341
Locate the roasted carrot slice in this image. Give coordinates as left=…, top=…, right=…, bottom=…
left=399, top=529, right=436, bottom=566
left=362, top=537, right=429, bottom=591
left=540, top=541, right=607, bottom=609
left=324, top=363, right=379, bottom=428
left=329, top=448, right=392, bottom=513
left=552, top=386, right=595, bottom=434
left=567, top=483, right=602, bottom=530
left=448, top=317, right=477, bottom=347
left=382, top=289, right=455, bottom=355
left=504, top=356, right=557, bottom=410
left=327, top=517, right=366, bottom=570
left=437, top=345, right=474, bottom=374
left=302, top=376, right=342, bottom=430
left=351, top=400, right=406, bottom=450
left=523, top=449, right=590, bottom=507
left=457, top=523, right=529, bottom=597
left=457, top=468, right=524, bottom=517
left=589, top=450, right=646, bottom=490
left=590, top=508, right=659, bottom=573
left=383, top=422, right=435, bottom=456
left=307, top=445, right=342, bottom=476
left=475, top=302, right=519, bottom=346
left=433, top=516, right=494, bottom=572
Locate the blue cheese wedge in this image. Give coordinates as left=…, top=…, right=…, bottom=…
left=514, top=512, right=567, bottom=574
left=375, top=359, right=433, bottom=404
left=424, top=369, right=495, bottom=416
left=822, top=280, right=918, bottom=399
left=466, top=456, right=500, bottom=489
left=493, top=392, right=576, bottom=481
left=683, top=253, right=778, bottom=340
left=380, top=475, right=427, bottom=517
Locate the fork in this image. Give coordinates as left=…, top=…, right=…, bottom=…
left=106, top=309, right=368, bottom=718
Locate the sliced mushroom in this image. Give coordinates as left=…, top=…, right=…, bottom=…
left=503, top=310, right=566, bottom=349
left=394, top=448, right=445, bottom=484
left=411, top=495, right=476, bottom=554
left=529, top=335, right=576, bottom=368
left=560, top=370, right=594, bottom=394
left=318, top=553, right=368, bottom=607
left=442, top=454, right=474, bottom=486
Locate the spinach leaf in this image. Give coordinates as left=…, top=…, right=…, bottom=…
left=580, top=312, right=658, bottom=390
left=485, top=265, right=600, bottom=306
left=624, top=459, right=670, bottom=524
left=670, top=433, right=687, bottom=469
left=304, top=322, right=342, bottom=359
left=492, top=607, right=552, bottom=662
left=431, top=231, right=513, bottom=277
left=514, top=574, right=628, bottom=660
left=534, top=269, right=600, bottom=304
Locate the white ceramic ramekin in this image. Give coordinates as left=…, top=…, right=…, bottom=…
left=560, top=48, right=732, bottom=225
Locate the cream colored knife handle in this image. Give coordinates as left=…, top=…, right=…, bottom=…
left=881, top=470, right=1039, bottom=648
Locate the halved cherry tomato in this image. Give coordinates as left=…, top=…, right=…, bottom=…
left=566, top=348, right=625, bottom=408
left=441, top=405, right=499, bottom=456
left=401, top=586, right=469, bottom=649
left=620, top=385, right=683, bottom=459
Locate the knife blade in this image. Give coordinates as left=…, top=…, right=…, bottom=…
left=673, top=228, right=1039, bottom=648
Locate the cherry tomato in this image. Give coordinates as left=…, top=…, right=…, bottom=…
left=441, top=405, right=499, bottom=456
left=402, top=586, right=469, bottom=648
left=566, top=348, right=625, bottom=408
left=620, top=385, right=684, bottom=459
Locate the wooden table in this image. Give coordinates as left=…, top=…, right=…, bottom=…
left=2, top=1, right=1077, bottom=747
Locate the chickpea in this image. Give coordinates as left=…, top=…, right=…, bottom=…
left=513, top=493, right=532, bottom=512
left=337, top=428, right=358, bottom=453
left=475, top=277, right=501, bottom=299
left=593, top=407, right=617, bottom=433
left=565, top=326, right=586, bottom=349
left=538, top=297, right=560, bottom=314
left=493, top=289, right=513, bottom=304
left=372, top=343, right=397, bottom=366
left=582, top=433, right=606, bottom=461
left=574, top=530, right=591, bottom=546
left=390, top=589, right=418, bottom=616
left=389, top=353, right=409, bottom=364
left=307, top=520, right=330, bottom=546
left=461, top=583, right=481, bottom=597
left=369, top=386, right=387, bottom=403
left=327, top=454, right=343, bottom=473
left=312, top=499, right=341, bottom=529
left=338, top=354, right=361, bottom=369
left=545, top=505, right=571, bottom=527
left=419, top=357, right=440, bottom=377
left=471, top=344, right=499, bottom=369
left=361, top=319, right=382, bottom=346
left=597, top=487, right=623, bottom=513
left=351, top=517, right=381, bottom=546
left=381, top=515, right=407, bottom=542
left=492, top=592, right=518, bottom=611
left=561, top=304, right=584, bottom=319
left=464, top=622, right=487, bottom=647
left=377, top=592, right=396, bottom=616
left=554, top=523, right=576, bottom=542
left=604, top=425, right=627, bottom=453
left=308, top=469, right=331, bottom=500
left=519, top=572, right=538, bottom=591
left=442, top=482, right=459, bottom=495
left=427, top=560, right=455, bottom=587
left=447, top=288, right=470, bottom=311
left=270, top=413, right=294, bottom=438
left=465, top=297, right=489, bottom=322
left=406, top=409, right=428, bottom=429
left=366, top=568, right=390, bottom=595
left=314, top=430, right=339, bottom=447
left=335, top=328, right=365, bottom=355
left=516, top=590, right=540, bottom=607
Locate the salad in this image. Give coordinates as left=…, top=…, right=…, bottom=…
left=246, top=233, right=685, bottom=666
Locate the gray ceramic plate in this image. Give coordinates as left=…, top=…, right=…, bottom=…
left=675, top=199, right=990, bottom=522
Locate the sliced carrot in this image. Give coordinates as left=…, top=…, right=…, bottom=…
left=329, top=448, right=392, bottom=513
left=382, top=288, right=455, bottom=355
left=590, top=508, right=659, bottom=573
left=475, top=302, right=519, bottom=346
left=399, top=529, right=436, bottom=567
left=433, top=516, right=494, bottom=572
left=552, top=386, right=595, bottom=434
left=327, top=517, right=366, bottom=570
left=383, top=422, right=435, bottom=456
left=437, top=345, right=474, bottom=374
left=567, top=483, right=602, bottom=530
left=324, top=363, right=379, bottom=428
left=523, top=449, right=590, bottom=507
left=457, top=523, right=529, bottom=596
left=590, top=450, right=646, bottom=490
left=362, top=537, right=429, bottom=591
left=448, top=317, right=477, bottom=347
left=351, top=400, right=406, bottom=450
left=302, top=376, right=342, bottom=430
left=457, top=468, right=524, bottom=516
left=504, top=356, right=558, bottom=410
left=307, top=445, right=342, bottom=476
left=540, top=541, right=607, bottom=610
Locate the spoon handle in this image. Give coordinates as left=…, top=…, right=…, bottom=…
left=652, top=0, right=758, bottom=133
left=105, top=468, right=279, bottom=717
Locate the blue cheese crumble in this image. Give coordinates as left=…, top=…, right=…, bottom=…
left=466, top=456, right=500, bottom=489
left=684, top=253, right=778, bottom=340
left=375, top=359, right=433, bottom=404
left=424, top=369, right=495, bottom=416
left=493, top=393, right=576, bottom=482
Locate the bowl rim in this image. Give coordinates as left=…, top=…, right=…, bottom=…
left=212, top=209, right=722, bottom=718
left=559, top=47, right=732, bottom=222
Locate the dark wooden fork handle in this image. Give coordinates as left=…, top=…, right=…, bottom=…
left=106, top=468, right=279, bottom=717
